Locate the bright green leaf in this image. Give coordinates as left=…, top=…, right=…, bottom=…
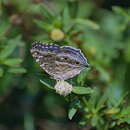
left=91, top=115, right=99, bottom=127
left=34, top=20, right=54, bottom=31
left=120, top=106, right=130, bottom=117
left=40, top=79, right=54, bottom=90
left=113, top=6, right=130, bottom=21
left=8, top=68, right=26, bottom=73
left=97, top=66, right=110, bottom=82
left=74, top=18, right=100, bottom=30
left=0, top=35, right=24, bottom=59
left=68, top=107, right=77, bottom=120
left=77, top=69, right=89, bottom=86
left=3, top=58, right=23, bottom=67
left=0, top=21, right=10, bottom=38
left=27, top=4, right=41, bottom=14
left=72, top=87, right=94, bottom=94
left=62, top=6, right=73, bottom=32
left=40, top=4, right=54, bottom=21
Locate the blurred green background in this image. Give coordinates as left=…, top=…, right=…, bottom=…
left=0, top=0, right=130, bottom=130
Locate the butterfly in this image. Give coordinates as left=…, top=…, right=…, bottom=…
left=30, top=42, right=90, bottom=80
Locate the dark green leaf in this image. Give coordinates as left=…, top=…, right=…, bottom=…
left=0, top=67, right=4, bottom=77
left=124, top=38, right=130, bottom=62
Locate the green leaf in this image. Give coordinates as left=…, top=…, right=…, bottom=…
left=113, top=6, right=130, bottom=21
left=40, top=79, right=54, bottom=90
left=0, top=21, right=10, bottom=38
left=124, top=38, right=130, bottom=62
left=0, top=35, right=24, bottom=59
left=97, top=66, right=110, bottom=82
left=34, top=19, right=54, bottom=32
left=62, top=6, right=72, bottom=32
left=87, top=88, right=100, bottom=110
left=121, top=106, right=130, bottom=116
left=113, top=106, right=130, bottom=125
left=40, top=4, right=54, bottom=21
left=8, top=68, right=26, bottom=73
left=0, top=67, right=4, bottom=77
left=74, top=18, right=100, bottom=30
left=27, top=4, right=41, bottom=14
left=68, top=107, right=77, bottom=120
left=91, top=115, right=99, bottom=127
left=77, top=69, right=89, bottom=86
left=106, top=82, right=124, bottom=107
left=68, top=98, right=81, bottom=120
left=3, top=58, right=23, bottom=67
left=72, top=87, right=94, bottom=94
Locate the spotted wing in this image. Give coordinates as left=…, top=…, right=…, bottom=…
left=30, top=42, right=61, bottom=79
left=31, top=42, right=88, bottom=80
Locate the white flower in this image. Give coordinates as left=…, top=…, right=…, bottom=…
left=54, top=80, right=72, bottom=96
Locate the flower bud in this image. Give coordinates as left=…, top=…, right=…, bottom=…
left=54, top=80, right=72, bottom=96
left=50, top=29, right=64, bottom=41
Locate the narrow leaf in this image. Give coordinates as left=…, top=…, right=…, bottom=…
left=40, top=79, right=54, bottom=90
left=72, top=87, right=94, bottom=94
left=8, top=68, right=26, bottom=73
left=40, top=4, right=54, bottom=20
left=113, top=6, right=130, bottom=21
left=0, top=36, right=24, bottom=59
left=74, top=18, right=100, bottom=30
left=0, top=21, right=10, bottom=38
left=34, top=20, right=53, bottom=31
left=3, top=58, right=23, bottom=67
left=68, top=108, right=77, bottom=120
left=0, top=68, right=4, bottom=77
left=62, top=6, right=72, bottom=32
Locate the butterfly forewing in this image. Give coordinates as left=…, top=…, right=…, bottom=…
left=31, top=42, right=89, bottom=80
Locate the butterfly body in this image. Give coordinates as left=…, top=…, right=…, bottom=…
left=31, top=42, right=89, bottom=80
